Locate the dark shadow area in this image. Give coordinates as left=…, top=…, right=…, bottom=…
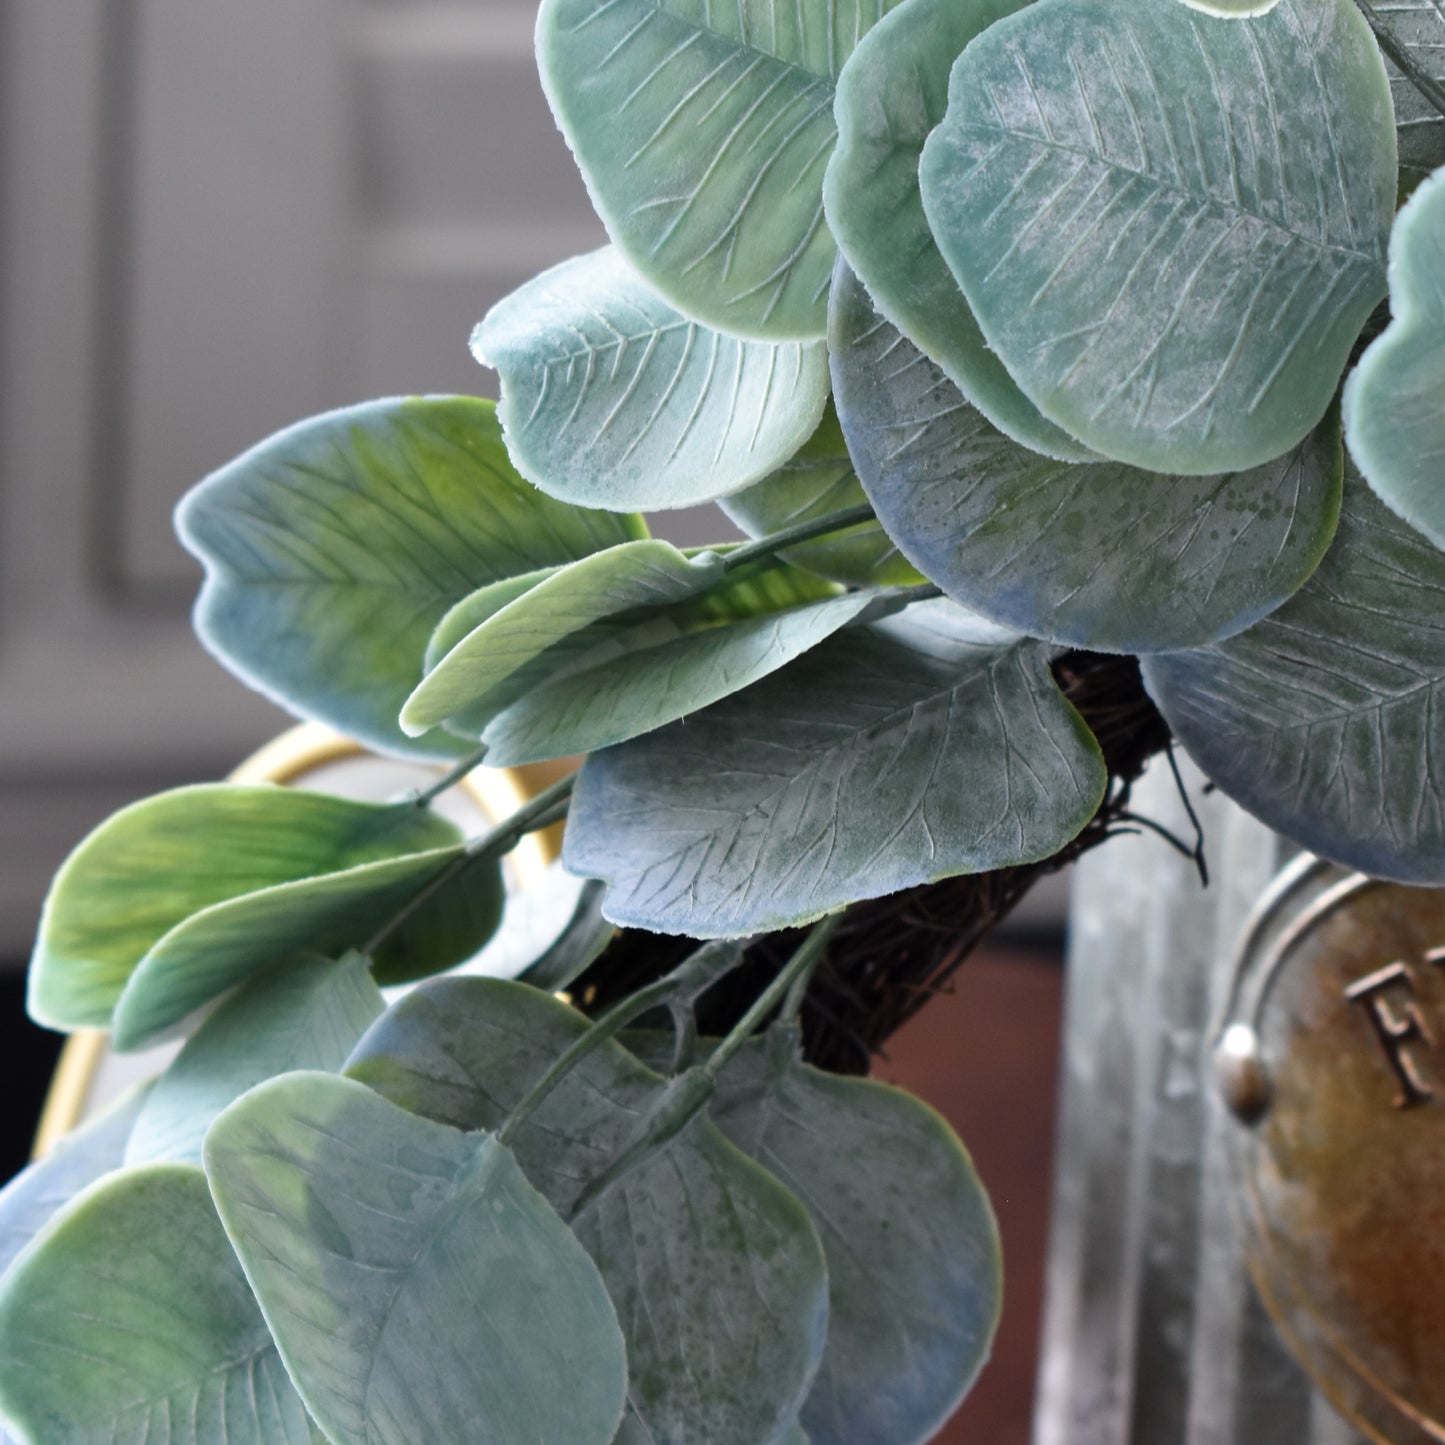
left=0, top=968, right=64, bottom=1185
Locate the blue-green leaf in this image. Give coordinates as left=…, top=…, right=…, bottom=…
left=719, top=403, right=925, bottom=587
left=109, top=843, right=501, bottom=1051
left=536, top=0, right=903, bottom=337
left=28, top=785, right=457, bottom=1033
left=125, top=953, right=383, bottom=1167
left=824, top=0, right=1093, bottom=460
left=831, top=264, right=1343, bottom=652
left=177, top=396, right=645, bottom=759
left=1144, top=470, right=1445, bottom=882
left=0, top=1085, right=152, bottom=1282
left=475, top=248, right=831, bottom=510
left=1344, top=164, right=1445, bottom=547
left=631, top=1028, right=1001, bottom=1445
left=918, top=0, right=1395, bottom=474
left=1363, top=0, right=1445, bottom=194
left=0, top=1165, right=317, bottom=1444
left=346, top=978, right=830, bottom=1445
left=205, top=1072, right=629, bottom=1445
left=565, top=599, right=1106, bottom=935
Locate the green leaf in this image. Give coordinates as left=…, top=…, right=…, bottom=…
left=831, top=264, right=1344, bottom=652
left=1344, top=164, right=1445, bottom=546
left=0, top=1084, right=152, bottom=1281
left=824, top=0, right=1093, bottom=461
left=917, top=0, right=1396, bottom=474
left=565, top=599, right=1107, bottom=935
left=1361, top=0, right=1445, bottom=194
left=535, top=0, right=902, bottom=338
left=125, top=953, right=384, bottom=1167
left=482, top=588, right=881, bottom=766
left=346, top=978, right=831, bottom=1445
left=406, top=541, right=841, bottom=745
left=1143, top=470, right=1445, bottom=883
left=720, top=403, right=925, bottom=587
left=110, top=843, right=502, bottom=1051
left=177, top=396, right=645, bottom=759
left=205, top=1071, right=629, bottom=1445
left=475, top=248, right=831, bottom=510
left=28, top=784, right=457, bottom=1032
left=631, top=1028, right=1001, bottom=1445
left=0, top=1165, right=317, bottom=1444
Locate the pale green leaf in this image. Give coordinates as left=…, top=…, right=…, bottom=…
left=407, top=541, right=839, bottom=743
left=1143, top=470, right=1445, bottom=882
left=536, top=0, right=903, bottom=338
left=0, top=1085, right=152, bottom=1282
left=346, top=978, right=831, bottom=1445
left=204, top=1072, right=628, bottom=1445
left=0, top=1165, right=317, bottom=1444
left=177, top=396, right=645, bottom=759
left=475, top=248, right=831, bottom=509
left=110, top=844, right=501, bottom=1051
left=824, top=0, right=1093, bottom=460
left=125, top=953, right=383, bottom=1167
left=28, top=785, right=456, bottom=1032
left=565, top=599, right=1106, bottom=935
left=831, top=265, right=1343, bottom=651
left=632, top=1028, right=1001, bottom=1445
left=482, top=588, right=880, bottom=766
left=720, top=403, right=925, bottom=587
left=918, top=0, right=1395, bottom=474
left=1344, top=164, right=1445, bottom=546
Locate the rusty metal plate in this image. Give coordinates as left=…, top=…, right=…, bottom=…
left=1216, top=856, right=1445, bottom=1444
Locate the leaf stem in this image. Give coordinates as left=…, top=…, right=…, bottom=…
left=362, top=773, right=576, bottom=956
left=498, top=938, right=747, bottom=1147
left=408, top=744, right=489, bottom=810
left=1353, top=0, right=1445, bottom=120
left=568, top=915, right=845, bottom=1218
left=706, top=912, right=843, bottom=1080
left=719, top=502, right=878, bottom=573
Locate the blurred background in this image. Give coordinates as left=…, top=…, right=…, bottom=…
left=0, top=5, right=1068, bottom=1439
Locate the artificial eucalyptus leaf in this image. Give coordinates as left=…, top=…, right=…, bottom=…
left=1359, top=0, right=1445, bottom=193
left=720, top=403, right=924, bottom=587
left=831, top=265, right=1344, bottom=652
left=482, top=588, right=882, bottom=766
left=0, top=1083, right=152, bottom=1282
left=917, top=0, right=1396, bottom=474
left=632, top=1027, right=1001, bottom=1445
left=28, top=785, right=455, bottom=1032
left=0, top=1165, right=318, bottom=1444
left=565, top=599, right=1106, bottom=935
left=475, top=248, right=831, bottom=510
left=824, top=0, right=1093, bottom=461
left=125, top=953, right=383, bottom=1168
left=110, top=843, right=502, bottom=1051
left=536, top=0, right=899, bottom=338
left=346, top=978, right=830, bottom=1445
left=407, top=541, right=839, bottom=742
left=177, top=396, right=645, bottom=759
left=204, top=1071, right=629, bottom=1445
left=1344, top=164, right=1445, bottom=547
left=1144, top=471, right=1445, bottom=883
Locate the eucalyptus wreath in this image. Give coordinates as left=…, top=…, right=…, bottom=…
left=0, top=0, right=1442, bottom=1439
